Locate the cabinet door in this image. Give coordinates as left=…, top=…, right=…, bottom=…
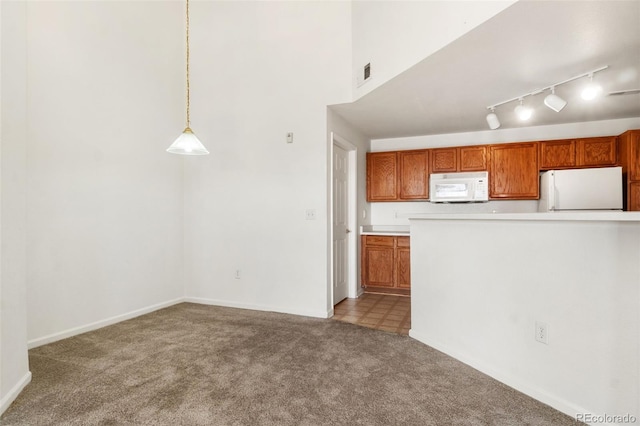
left=459, top=146, right=487, bottom=171
left=396, top=237, right=411, bottom=289
left=539, top=140, right=576, bottom=170
left=629, top=182, right=640, bottom=211
left=431, top=148, right=457, bottom=173
left=628, top=132, right=640, bottom=181
left=398, top=150, right=429, bottom=200
left=364, top=246, right=395, bottom=287
left=367, top=152, right=398, bottom=201
left=578, top=137, right=616, bottom=167
left=489, top=142, right=539, bottom=199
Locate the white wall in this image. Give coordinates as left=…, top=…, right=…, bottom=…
left=368, top=118, right=640, bottom=225
left=183, top=1, right=353, bottom=318
left=25, top=1, right=186, bottom=346
left=410, top=216, right=640, bottom=424
left=327, top=108, right=371, bottom=302
left=351, top=0, right=515, bottom=99
left=0, top=1, right=31, bottom=414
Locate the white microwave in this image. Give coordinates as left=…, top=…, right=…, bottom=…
left=429, top=171, right=489, bottom=203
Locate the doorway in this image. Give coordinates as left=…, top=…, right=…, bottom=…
left=331, top=133, right=357, bottom=306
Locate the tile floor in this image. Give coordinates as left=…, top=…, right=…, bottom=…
left=332, top=292, right=411, bottom=335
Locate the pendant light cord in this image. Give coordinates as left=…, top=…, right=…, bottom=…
left=185, top=0, right=191, bottom=129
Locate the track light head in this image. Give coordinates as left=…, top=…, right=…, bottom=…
left=582, top=74, right=602, bottom=100
left=514, top=99, right=533, bottom=121
left=544, top=87, right=567, bottom=112
left=486, top=109, right=500, bottom=130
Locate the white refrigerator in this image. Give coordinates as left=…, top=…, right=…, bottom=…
left=538, top=166, right=623, bottom=212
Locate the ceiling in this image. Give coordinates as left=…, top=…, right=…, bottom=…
left=330, top=0, right=640, bottom=140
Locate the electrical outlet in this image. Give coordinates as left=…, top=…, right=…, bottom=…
left=535, top=321, right=548, bottom=344
left=305, top=209, right=316, bottom=220
left=234, top=269, right=241, bottom=280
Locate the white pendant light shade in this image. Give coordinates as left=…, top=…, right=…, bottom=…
left=167, top=0, right=209, bottom=156
left=167, top=127, right=209, bottom=155
left=544, top=87, right=567, bottom=112
left=486, top=110, right=500, bottom=130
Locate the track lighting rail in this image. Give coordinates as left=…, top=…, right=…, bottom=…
left=486, top=65, right=609, bottom=111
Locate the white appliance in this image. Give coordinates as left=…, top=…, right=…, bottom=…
left=538, top=166, right=622, bottom=212
left=429, top=171, right=489, bottom=203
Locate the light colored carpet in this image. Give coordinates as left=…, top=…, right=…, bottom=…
left=1, top=303, right=579, bottom=425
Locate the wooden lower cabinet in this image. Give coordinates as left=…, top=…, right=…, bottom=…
left=361, top=235, right=410, bottom=295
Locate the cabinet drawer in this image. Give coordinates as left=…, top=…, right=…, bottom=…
left=397, top=236, right=410, bottom=247
left=364, top=236, right=395, bottom=247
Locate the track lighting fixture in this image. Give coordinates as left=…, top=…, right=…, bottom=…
left=544, top=86, right=567, bottom=112
left=485, top=65, right=608, bottom=130
left=486, top=108, right=500, bottom=130
left=514, top=98, right=533, bottom=121
left=581, top=73, right=602, bottom=100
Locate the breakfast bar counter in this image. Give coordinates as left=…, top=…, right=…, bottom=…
left=407, top=212, right=640, bottom=422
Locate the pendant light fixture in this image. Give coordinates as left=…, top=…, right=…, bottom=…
left=167, top=0, right=209, bottom=156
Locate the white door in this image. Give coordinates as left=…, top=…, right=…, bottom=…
left=333, top=144, right=349, bottom=305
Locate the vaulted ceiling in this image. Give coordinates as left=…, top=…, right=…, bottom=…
left=331, top=0, right=640, bottom=139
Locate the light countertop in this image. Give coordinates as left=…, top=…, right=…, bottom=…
left=407, top=211, right=640, bottom=222
left=360, top=225, right=410, bottom=236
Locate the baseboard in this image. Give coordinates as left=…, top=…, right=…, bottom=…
left=28, top=297, right=186, bottom=349
left=408, top=330, right=597, bottom=424
left=185, top=297, right=331, bottom=319
left=1, top=371, right=31, bottom=415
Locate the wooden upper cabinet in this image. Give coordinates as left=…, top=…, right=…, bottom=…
left=619, top=130, right=640, bottom=179
left=398, top=150, right=429, bottom=200
left=629, top=182, right=640, bottom=211
left=459, top=146, right=487, bottom=171
left=578, top=136, right=617, bottom=166
left=618, top=129, right=640, bottom=211
left=367, top=150, right=429, bottom=201
left=488, top=142, right=539, bottom=199
left=367, top=152, right=398, bottom=201
left=540, top=137, right=616, bottom=170
left=432, top=146, right=487, bottom=173
left=540, top=139, right=576, bottom=169
left=627, top=131, right=640, bottom=181
left=431, top=148, right=457, bottom=173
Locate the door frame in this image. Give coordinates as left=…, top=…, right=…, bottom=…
left=330, top=132, right=358, bottom=308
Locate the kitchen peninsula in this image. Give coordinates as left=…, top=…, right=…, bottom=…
left=408, top=212, right=640, bottom=422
